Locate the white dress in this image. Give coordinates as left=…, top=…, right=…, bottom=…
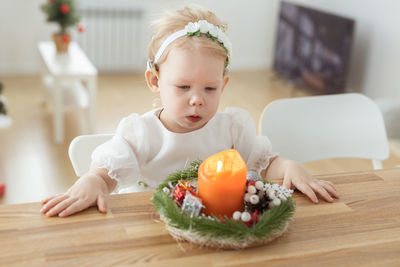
left=91, top=107, right=276, bottom=193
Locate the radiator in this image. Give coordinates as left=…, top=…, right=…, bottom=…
left=76, top=2, right=144, bottom=73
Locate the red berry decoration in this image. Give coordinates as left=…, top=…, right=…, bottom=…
left=244, top=210, right=259, bottom=227
left=60, top=4, right=70, bottom=14
left=61, top=35, right=70, bottom=43
left=77, top=24, right=85, bottom=33
left=247, top=180, right=256, bottom=187
left=0, top=182, right=5, bottom=196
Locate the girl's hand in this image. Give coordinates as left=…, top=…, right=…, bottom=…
left=40, top=172, right=110, bottom=217
left=282, top=160, right=339, bottom=203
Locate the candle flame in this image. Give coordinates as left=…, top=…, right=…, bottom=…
left=216, top=160, right=223, bottom=173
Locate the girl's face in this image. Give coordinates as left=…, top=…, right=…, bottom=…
left=150, top=47, right=229, bottom=133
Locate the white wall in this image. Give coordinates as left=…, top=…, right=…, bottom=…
left=0, top=0, right=276, bottom=75
left=1, top=0, right=400, bottom=99
left=140, top=0, right=278, bottom=70
left=0, top=0, right=56, bottom=74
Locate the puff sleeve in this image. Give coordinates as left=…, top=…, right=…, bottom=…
left=228, top=107, right=277, bottom=176
left=91, top=113, right=149, bottom=193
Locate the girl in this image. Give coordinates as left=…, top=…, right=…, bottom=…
left=41, top=6, right=339, bottom=217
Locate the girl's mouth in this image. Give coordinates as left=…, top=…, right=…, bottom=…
left=186, top=115, right=202, bottom=122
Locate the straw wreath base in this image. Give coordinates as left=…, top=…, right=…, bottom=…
left=163, top=219, right=290, bottom=250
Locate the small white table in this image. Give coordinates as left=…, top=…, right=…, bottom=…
left=0, top=114, right=12, bottom=129
left=38, top=42, right=98, bottom=143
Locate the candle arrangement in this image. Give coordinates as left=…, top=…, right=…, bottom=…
left=152, top=149, right=295, bottom=249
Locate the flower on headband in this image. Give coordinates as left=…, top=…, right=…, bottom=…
left=198, top=20, right=209, bottom=33
left=185, top=20, right=232, bottom=67
left=208, top=26, right=219, bottom=39
left=185, top=22, right=200, bottom=34
left=217, top=28, right=225, bottom=43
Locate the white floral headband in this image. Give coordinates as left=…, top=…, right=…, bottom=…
left=147, top=20, right=232, bottom=70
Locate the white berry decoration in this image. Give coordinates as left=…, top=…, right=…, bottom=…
left=241, top=211, right=251, bottom=222
left=233, top=211, right=242, bottom=221
left=268, top=190, right=277, bottom=199
left=162, top=187, right=170, bottom=194
left=244, top=193, right=252, bottom=202
left=255, top=180, right=264, bottom=190
left=247, top=185, right=257, bottom=194
left=249, top=195, right=260, bottom=205
left=272, top=198, right=281, bottom=207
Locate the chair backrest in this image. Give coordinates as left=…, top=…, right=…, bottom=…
left=68, top=134, right=113, bottom=176
left=259, top=93, right=389, bottom=169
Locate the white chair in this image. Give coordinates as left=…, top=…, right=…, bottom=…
left=68, top=134, right=113, bottom=176
left=258, top=93, right=389, bottom=169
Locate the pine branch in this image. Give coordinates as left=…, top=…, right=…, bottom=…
left=40, top=0, right=80, bottom=34
left=156, top=160, right=201, bottom=191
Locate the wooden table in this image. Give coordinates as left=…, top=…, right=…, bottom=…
left=1, top=168, right=399, bottom=266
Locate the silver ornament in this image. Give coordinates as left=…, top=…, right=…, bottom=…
left=181, top=193, right=204, bottom=218
left=246, top=171, right=260, bottom=181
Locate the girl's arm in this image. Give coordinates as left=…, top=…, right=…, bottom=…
left=263, top=156, right=339, bottom=203
left=40, top=168, right=117, bottom=217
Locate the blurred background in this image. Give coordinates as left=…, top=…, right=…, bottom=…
left=1, top=0, right=400, bottom=204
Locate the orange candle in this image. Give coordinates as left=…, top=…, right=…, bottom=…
left=198, top=149, right=247, bottom=217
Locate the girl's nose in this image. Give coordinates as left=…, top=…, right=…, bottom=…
left=189, top=93, right=204, bottom=106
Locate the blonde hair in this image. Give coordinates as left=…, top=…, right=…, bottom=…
left=147, top=6, right=229, bottom=74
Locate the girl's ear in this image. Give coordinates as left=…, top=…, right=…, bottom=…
left=145, top=69, right=159, bottom=93
left=221, top=75, right=230, bottom=94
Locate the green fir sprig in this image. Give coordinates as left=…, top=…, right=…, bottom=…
left=156, top=160, right=201, bottom=191
left=152, top=160, right=296, bottom=242
left=40, top=0, right=80, bottom=34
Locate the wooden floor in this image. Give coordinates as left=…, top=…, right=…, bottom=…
left=0, top=70, right=399, bottom=204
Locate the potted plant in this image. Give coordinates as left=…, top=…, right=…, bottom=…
left=0, top=82, right=6, bottom=116
left=0, top=81, right=12, bottom=129
left=40, top=0, right=81, bottom=53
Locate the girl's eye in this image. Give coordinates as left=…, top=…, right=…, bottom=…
left=205, top=87, right=217, bottom=91
left=177, top=85, right=190, bottom=89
